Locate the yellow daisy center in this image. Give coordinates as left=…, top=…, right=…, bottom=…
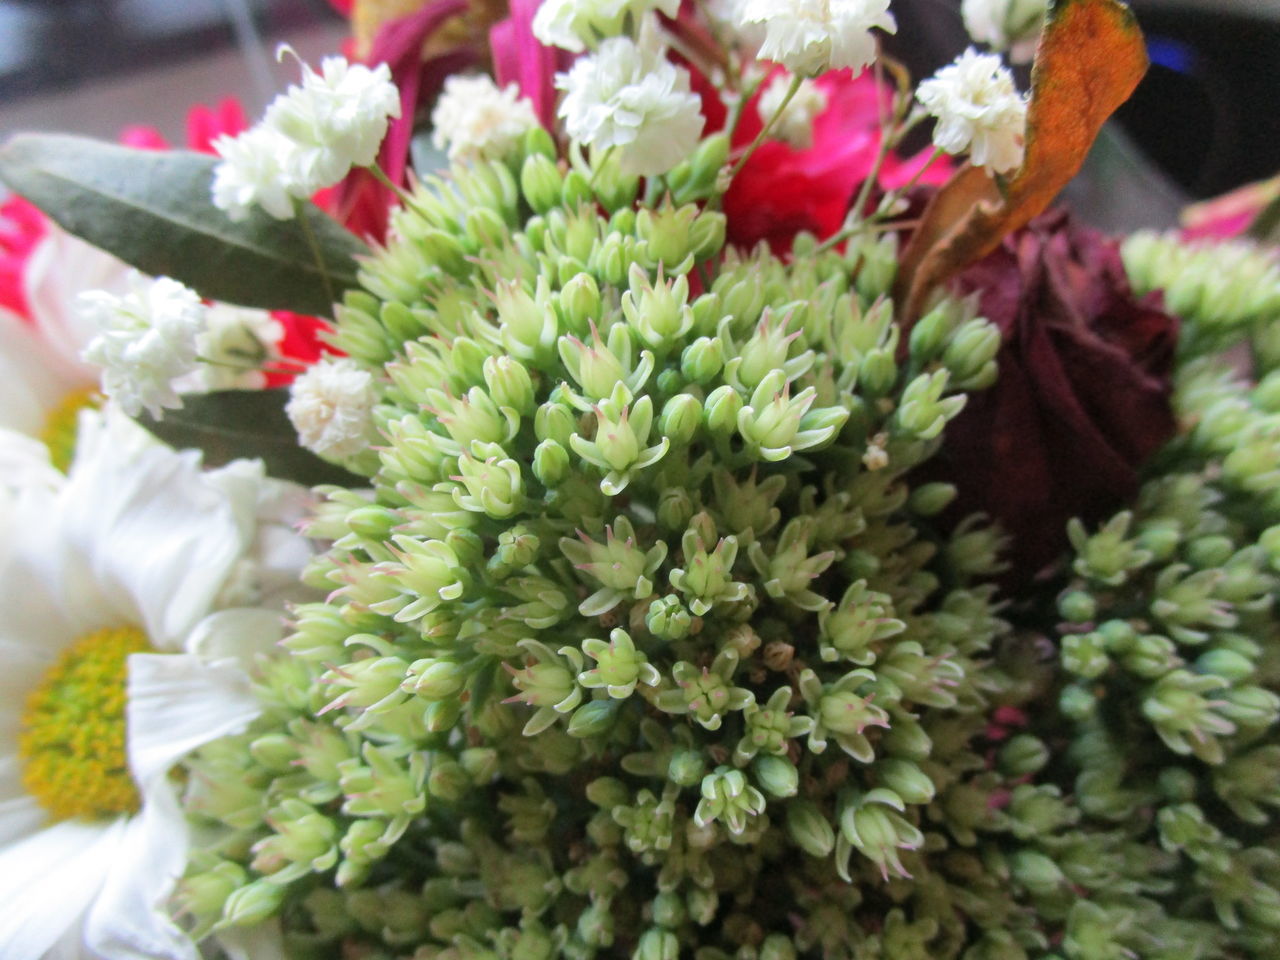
left=19, top=625, right=154, bottom=821
left=38, top=386, right=101, bottom=473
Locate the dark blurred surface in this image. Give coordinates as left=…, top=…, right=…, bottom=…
left=0, top=0, right=342, bottom=102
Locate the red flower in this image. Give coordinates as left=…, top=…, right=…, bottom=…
left=936, top=209, right=1179, bottom=583
left=0, top=195, right=47, bottom=320
left=722, top=70, right=950, bottom=254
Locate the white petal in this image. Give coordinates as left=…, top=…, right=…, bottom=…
left=0, top=307, right=83, bottom=436
left=84, top=780, right=196, bottom=960
left=61, top=411, right=250, bottom=647
left=0, top=817, right=128, bottom=960
left=126, top=649, right=262, bottom=785
left=0, top=427, right=61, bottom=493
left=0, top=754, right=45, bottom=846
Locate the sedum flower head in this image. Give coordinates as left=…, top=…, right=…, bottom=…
left=740, top=0, right=897, bottom=77
left=431, top=75, right=540, bottom=164
left=917, top=47, right=1027, bottom=174
left=556, top=20, right=705, bottom=176
left=79, top=272, right=206, bottom=417
left=285, top=357, right=376, bottom=459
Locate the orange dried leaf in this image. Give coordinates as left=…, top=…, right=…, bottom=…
left=896, top=0, right=1148, bottom=320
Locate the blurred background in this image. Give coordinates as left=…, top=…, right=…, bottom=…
left=0, top=0, right=1277, bottom=231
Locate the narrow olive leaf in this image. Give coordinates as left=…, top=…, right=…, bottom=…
left=136, top=389, right=364, bottom=486
left=896, top=0, right=1148, bottom=321
left=0, top=133, right=368, bottom=317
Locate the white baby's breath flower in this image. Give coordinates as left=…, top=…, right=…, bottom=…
left=286, top=357, right=377, bottom=459
left=556, top=19, right=705, bottom=176
left=210, top=126, right=300, bottom=221
left=759, top=73, right=828, bottom=149
left=181, top=304, right=284, bottom=392
left=961, top=0, right=1047, bottom=63
left=79, top=273, right=207, bottom=418
left=916, top=47, right=1027, bottom=174
left=431, top=75, right=540, bottom=163
left=740, top=0, right=896, bottom=77
left=264, top=51, right=401, bottom=194
left=532, top=0, right=680, bottom=52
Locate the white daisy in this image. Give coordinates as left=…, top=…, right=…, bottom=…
left=0, top=409, right=313, bottom=960
left=0, top=226, right=130, bottom=469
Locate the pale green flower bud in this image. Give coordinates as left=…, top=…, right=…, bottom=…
left=483, top=355, right=536, bottom=416
left=668, top=747, right=706, bottom=787
left=760, top=934, right=798, bottom=960
left=1057, top=590, right=1096, bottom=623
left=1195, top=647, right=1254, bottom=683
left=636, top=929, right=679, bottom=960
left=623, top=264, right=694, bottom=351
left=999, top=734, right=1050, bottom=776
left=752, top=754, right=799, bottom=798
left=852, top=233, right=897, bottom=300
left=907, top=305, right=952, bottom=364
left=579, top=628, right=661, bottom=697
left=878, top=758, right=936, bottom=805
left=656, top=487, right=695, bottom=532
left=908, top=482, right=957, bottom=517
left=1062, top=631, right=1110, bottom=679
left=895, top=370, right=966, bottom=440
left=637, top=203, right=700, bottom=270
left=404, top=658, right=467, bottom=700
left=695, top=766, right=767, bottom=835
left=660, top=393, right=703, bottom=445
left=558, top=273, right=602, bottom=336
left=533, top=438, right=570, bottom=487
left=521, top=152, right=563, bottom=214
left=652, top=891, right=685, bottom=929
left=681, top=336, right=725, bottom=383
left=1067, top=512, right=1153, bottom=586
left=562, top=168, right=592, bottom=207
left=704, top=384, right=744, bottom=435
left=250, top=799, right=339, bottom=876
left=859, top=347, right=898, bottom=398
left=452, top=445, right=525, bottom=518
left=219, top=878, right=287, bottom=928
left=1059, top=683, right=1097, bottom=720
left=568, top=698, right=622, bottom=738
left=646, top=594, right=692, bottom=640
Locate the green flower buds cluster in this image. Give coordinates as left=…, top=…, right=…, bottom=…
left=176, top=134, right=1064, bottom=959
left=1122, top=230, right=1280, bottom=358
left=1039, top=351, right=1280, bottom=957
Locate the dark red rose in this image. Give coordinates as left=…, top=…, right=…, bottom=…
left=935, top=208, right=1179, bottom=582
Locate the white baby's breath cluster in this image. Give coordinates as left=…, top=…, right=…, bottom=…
left=961, top=0, right=1048, bottom=63
left=79, top=273, right=207, bottom=418
left=211, top=49, right=400, bottom=221
left=188, top=304, right=284, bottom=392
left=740, top=0, right=897, bottom=77
left=431, top=75, right=541, bottom=163
left=916, top=47, right=1028, bottom=174
left=533, top=0, right=679, bottom=52
left=285, top=356, right=376, bottom=459
left=556, top=18, right=704, bottom=176
left=759, top=73, right=828, bottom=149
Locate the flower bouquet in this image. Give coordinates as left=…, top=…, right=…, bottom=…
left=1, top=0, right=1279, bottom=957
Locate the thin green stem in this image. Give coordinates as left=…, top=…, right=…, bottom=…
left=366, top=162, right=414, bottom=207
left=726, top=73, right=803, bottom=182
left=296, top=199, right=337, bottom=310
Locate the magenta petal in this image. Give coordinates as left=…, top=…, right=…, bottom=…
left=491, top=0, right=561, bottom=130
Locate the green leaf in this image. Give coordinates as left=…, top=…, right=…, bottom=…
left=136, top=389, right=363, bottom=486
left=0, top=133, right=368, bottom=317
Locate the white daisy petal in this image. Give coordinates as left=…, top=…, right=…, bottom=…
left=0, top=817, right=128, bottom=960
left=0, top=307, right=80, bottom=436
left=0, top=755, right=44, bottom=846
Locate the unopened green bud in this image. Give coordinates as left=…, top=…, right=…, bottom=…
left=533, top=438, right=570, bottom=487
left=668, top=747, right=706, bottom=786
left=786, top=800, right=835, bottom=857
left=1186, top=534, right=1234, bottom=569
left=424, top=698, right=463, bottom=732
left=753, top=754, right=799, bottom=798
left=999, top=735, right=1050, bottom=776
left=483, top=355, right=536, bottom=416
left=705, top=384, right=744, bottom=434
left=521, top=153, right=563, bottom=214
left=760, top=934, right=797, bottom=960
left=346, top=504, right=399, bottom=540
left=636, top=928, right=679, bottom=960
left=1137, top=518, right=1181, bottom=562
left=942, top=318, right=1000, bottom=388
left=1010, top=850, right=1065, bottom=894
left=908, top=305, right=952, bottom=364
left=638, top=204, right=700, bottom=270
left=682, top=336, right=725, bottom=383
left=686, top=887, right=718, bottom=926
left=859, top=347, right=898, bottom=398
left=853, top=234, right=897, bottom=300
left=404, top=659, right=467, bottom=700
left=1058, top=591, right=1096, bottom=623
left=878, top=758, right=936, bottom=804
left=562, top=169, right=592, bottom=208
left=656, top=488, right=695, bottom=533
left=690, top=213, right=727, bottom=261
left=1059, top=683, right=1097, bottom=720
left=647, top=594, right=693, bottom=640
left=559, top=273, right=601, bottom=336
left=1158, top=766, right=1198, bottom=803
left=661, top=394, right=702, bottom=444
left=1062, top=632, right=1110, bottom=679
left=909, top=482, right=957, bottom=517
left=652, top=891, right=685, bottom=929
left=428, top=759, right=469, bottom=802
left=249, top=733, right=299, bottom=773
left=568, top=698, right=622, bottom=738
left=1195, top=647, right=1254, bottom=682
left=220, top=879, right=286, bottom=927
left=1259, top=525, right=1280, bottom=570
